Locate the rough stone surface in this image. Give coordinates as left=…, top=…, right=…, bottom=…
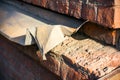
left=22, top=0, right=120, bottom=28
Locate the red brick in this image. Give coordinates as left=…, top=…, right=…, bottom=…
left=68, top=0, right=82, bottom=18
left=97, top=6, right=120, bottom=28
left=36, top=51, right=89, bottom=80
left=52, top=33, right=120, bottom=77
left=60, top=62, right=88, bottom=80
left=89, top=0, right=120, bottom=6
left=46, top=0, right=69, bottom=14
left=108, top=52, right=120, bottom=67
left=21, top=0, right=120, bottom=28
left=80, top=22, right=119, bottom=45
left=39, top=0, right=47, bottom=7
left=38, top=52, right=61, bottom=76
left=81, top=4, right=96, bottom=21
left=113, top=6, right=120, bottom=28
left=82, top=5, right=120, bottom=28
left=0, top=35, right=60, bottom=80
left=97, top=7, right=114, bottom=28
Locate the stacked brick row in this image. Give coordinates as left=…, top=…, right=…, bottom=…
left=0, top=28, right=120, bottom=80
left=0, top=1, right=119, bottom=80
left=0, top=35, right=60, bottom=80
left=22, top=0, right=120, bottom=28
left=1, top=31, right=119, bottom=80
left=0, top=33, right=89, bottom=80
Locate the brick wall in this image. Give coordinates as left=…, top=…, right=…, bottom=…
left=0, top=35, right=61, bottom=80
left=22, top=0, right=120, bottom=28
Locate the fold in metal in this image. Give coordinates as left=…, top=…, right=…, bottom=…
left=0, top=1, right=87, bottom=60
left=25, top=25, right=76, bottom=60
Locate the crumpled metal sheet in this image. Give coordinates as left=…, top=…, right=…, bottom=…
left=0, top=8, right=86, bottom=59
left=25, top=20, right=88, bottom=60
left=0, top=1, right=88, bottom=60
left=26, top=25, right=76, bottom=59
left=0, top=3, right=47, bottom=45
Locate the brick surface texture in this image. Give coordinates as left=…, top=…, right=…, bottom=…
left=80, top=22, right=120, bottom=46
left=0, top=33, right=120, bottom=80
left=0, top=0, right=120, bottom=80
left=22, top=0, right=120, bottom=28
left=0, top=34, right=89, bottom=80
left=52, top=33, right=120, bottom=78
left=0, top=35, right=61, bottom=80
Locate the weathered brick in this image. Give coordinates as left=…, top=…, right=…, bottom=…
left=108, top=52, right=120, bottom=67
left=60, top=62, right=88, bottom=80
left=89, top=0, right=120, bottom=6
left=52, top=33, right=120, bottom=78
left=81, top=4, right=96, bottom=21
left=36, top=51, right=89, bottom=80
left=98, top=68, right=120, bottom=80
left=0, top=35, right=60, bottom=80
left=68, top=0, right=82, bottom=18
left=46, top=0, right=69, bottom=14
left=82, top=4, right=120, bottom=28
left=21, top=0, right=120, bottom=28
left=38, top=52, right=61, bottom=76
left=5, top=35, right=89, bottom=80
left=80, top=22, right=120, bottom=45
left=39, top=0, right=47, bottom=7
left=97, top=6, right=120, bottom=28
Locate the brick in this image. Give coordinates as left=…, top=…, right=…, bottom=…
left=46, top=0, right=69, bottom=14
left=52, top=33, right=120, bottom=78
left=11, top=40, right=89, bottom=80
left=36, top=51, right=89, bottom=80
left=80, top=22, right=120, bottom=45
left=97, top=6, right=120, bottom=28
left=21, top=0, right=120, bottom=28
left=0, top=35, right=60, bottom=80
left=1, top=27, right=120, bottom=79
left=60, top=62, right=88, bottom=80
left=89, top=0, right=120, bottom=6
left=68, top=0, right=82, bottom=18
left=38, top=52, right=61, bottom=76
left=82, top=47, right=119, bottom=77
left=0, top=32, right=89, bottom=80
left=56, top=0, right=69, bottom=14
left=82, top=5, right=120, bottom=28
left=108, top=52, right=120, bottom=67
left=39, top=0, right=47, bottom=7
left=81, top=4, right=96, bottom=21
left=98, top=68, right=120, bottom=80
left=81, top=4, right=120, bottom=28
